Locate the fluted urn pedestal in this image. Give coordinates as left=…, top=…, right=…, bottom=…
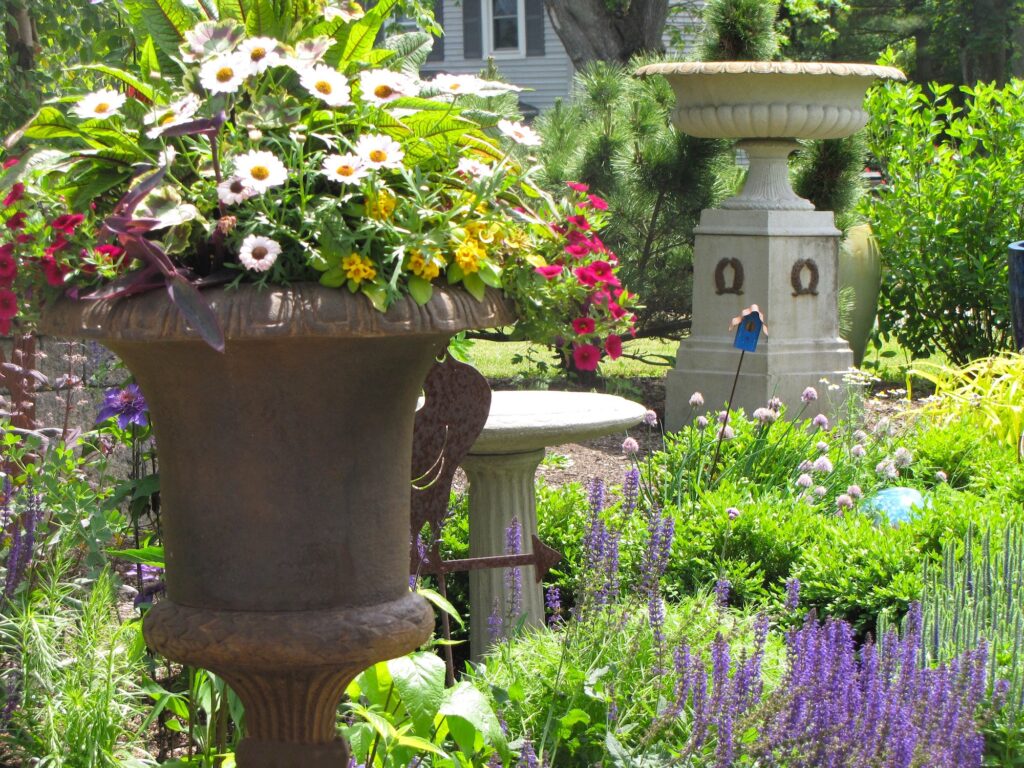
left=43, top=285, right=514, bottom=767
left=635, top=61, right=904, bottom=428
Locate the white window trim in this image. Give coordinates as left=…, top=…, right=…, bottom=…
left=483, top=0, right=527, bottom=60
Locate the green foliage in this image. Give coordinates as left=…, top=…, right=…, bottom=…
left=792, top=132, right=867, bottom=233
left=864, top=77, right=1024, bottom=364
left=699, top=0, right=781, bottom=60
left=0, top=562, right=152, bottom=767
left=912, top=353, right=1024, bottom=448
left=342, top=652, right=509, bottom=766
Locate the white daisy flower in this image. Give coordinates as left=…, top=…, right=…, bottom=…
left=233, top=150, right=288, bottom=192
left=199, top=53, right=253, bottom=94
left=300, top=65, right=352, bottom=107
left=430, top=74, right=521, bottom=97
left=354, top=134, right=404, bottom=170
left=321, top=153, right=369, bottom=185
left=239, top=37, right=284, bottom=73
left=217, top=177, right=258, bottom=205
left=144, top=94, right=202, bottom=138
left=497, top=119, right=541, bottom=147
left=359, top=69, right=419, bottom=105
left=238, top=234, right=281, bottom=272
left=456, top=157, right=493, bottom=179
left=73, top=89, right=127, bottom=120
left=323, top=1, right=364, bottom=22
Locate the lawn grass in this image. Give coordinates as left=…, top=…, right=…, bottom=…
left=464, top=337, right=678, bottom=380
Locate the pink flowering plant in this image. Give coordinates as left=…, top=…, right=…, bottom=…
left=0, top=0, right=637, bottom=362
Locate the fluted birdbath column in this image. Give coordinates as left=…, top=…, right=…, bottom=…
left=634, top=62, right=904, bottom=430
left=462, top=390, right=647, bottom=660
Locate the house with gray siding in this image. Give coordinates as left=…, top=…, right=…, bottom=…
left=421, top=0, right=576, bottom=114
left=420, top=1, right=703, bottom=115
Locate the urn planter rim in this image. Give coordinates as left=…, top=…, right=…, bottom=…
left=40, top=283, right=517, bottom=342
left=635, top=61, right=906, bottom=81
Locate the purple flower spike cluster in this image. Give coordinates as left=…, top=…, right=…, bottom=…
left=96, top=383, right=148, bottom=429
left=581, top=479, right=621, bottom=610
left=755, top=604, right=989, bottom=767
left=621, top=467, right=640, bottom=518
left=641, top=504, right=675, bottom=673
left=504, top=517, right=523, bottom=621
left=3, top=480, right=43, bottom=599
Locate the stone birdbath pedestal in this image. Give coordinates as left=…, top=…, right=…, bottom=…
left=461, top=390, right=647, bottom=659
left=634, top=62, right=904, bottom=429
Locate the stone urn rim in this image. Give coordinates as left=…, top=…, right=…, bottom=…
left=635, top=60, right=906, bottom=81
left=40, top=282, right=517, bottom=342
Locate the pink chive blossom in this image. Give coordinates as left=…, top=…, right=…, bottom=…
left=801, top=387, right=818, bottom=403
left=727, top=507, right=740, bottom=520
left=935, top=470, right=948, bottom=483
left=893, top=446, right=913, bottom=467
left=689, top=392, right=704, bottom=408
left=847, top=484, right=863, bottom=499
left=836, top=494, right=854, bottom=509
left=812, top=456, right=833, bottom=473
left=718, top=425, right=735, bottom=440
left=851, top=444, right=867, bottom=458
left=622, top=437, right=640, bottom=455
left=768, top=396, right=783, bottom=412
left=643, top=410, right=658, bottom=427
left=876, top=459, right=898, bottom=479
left=816, top=441, right=829, bottom=453
left=853, top=429, right=868, bottom=442
left=814, top=485, right=827, bottom=497
left=696, top=416, right=709, bottom=429
left=797, top=473, right=813, bottom=488
left=753, top=407, right=777, bottom=425
left=717, top=410, right=728, bottom=424
left=799, top=460, right=814, bottom=472
left=812, top=414, right=829, bottom=430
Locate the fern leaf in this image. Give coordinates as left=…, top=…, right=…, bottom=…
left=125, top=0, right=199, bottom=64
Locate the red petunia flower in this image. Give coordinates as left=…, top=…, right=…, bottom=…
left=572, top=343, right=601, bottom=371
left=572, top=317, right=595, bottom=335
left=3, top=182, right=24, bottom=208
left=567, top=181, right=589, bottom=193
left=0, top=288, right=17, bottom=319
left=15, top=234, right=33, bottom=244
left=45, top=235, right=70, bottom=258
left=535, top=264, right=564, bottom=280
left=51, top=213, right=85, bottom=235
left=0, top=250, right=16, bottom=282
left=40, top=256, right=70, bottom=286
left=586, top=234, right=606, bottom=253
left=5, top=211, right=26, bottom=230
left=609, top=302, right=628, bottom=319
left=574, top=266, right=599, bottom=287
left=95, top=244, right=126, bottom=263
left=605, top=334, right=622, bottom=360
left=566, top=215, right=590, bottom=230
left=590, top=260, right=615, bottom=282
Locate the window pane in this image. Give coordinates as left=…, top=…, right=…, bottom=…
left=493, top=0, right=517, bottom=17
left=493, top=17, right=518, bottom=49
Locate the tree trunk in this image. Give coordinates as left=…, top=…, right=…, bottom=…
left=544, top=0, right=669, bottom=68
left=3, top=0, right=35, bottom=71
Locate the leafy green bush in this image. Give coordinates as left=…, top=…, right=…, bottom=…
left=864, top=76, right=1024, bottom=363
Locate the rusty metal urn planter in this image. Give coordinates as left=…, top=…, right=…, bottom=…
left=42, top=284, right=514, bottom=767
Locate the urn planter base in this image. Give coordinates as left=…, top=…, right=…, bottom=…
left=42, top=284, right=515, bottom=765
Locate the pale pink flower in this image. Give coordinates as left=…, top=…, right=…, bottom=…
left=497, top=119, right=541, bottom=146
left=622, top=437, right=639, bottom=455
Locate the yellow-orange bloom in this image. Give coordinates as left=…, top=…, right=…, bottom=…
left=368, top=190, right=396, bottom=220
left=342, top=252, right=377, bottom=284
left=407, top=249, right=441, bottom=281
left=454, top=238, right=486, bottom=274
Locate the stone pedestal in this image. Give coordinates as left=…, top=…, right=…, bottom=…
left=666, top=208, right=853, bottom=430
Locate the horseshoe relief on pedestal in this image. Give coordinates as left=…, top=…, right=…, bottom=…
left=791, top=258, right=819, bottom=297
left=714, top=257, right=745, bottom=295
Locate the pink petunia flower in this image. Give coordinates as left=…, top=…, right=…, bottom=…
left=572, top=317, right=596, bottom=335
left=573, top=343, right=601, bottom=371
left=588, top=194, right=609, bottom=211
left=574, top=266, right=599, bottom=286
left=567, top=181, right=589, bottom=193
left=565, top=243, right=590, bottom=259
left=567, top=215, right=590, bottom=230
left=605, top=334, right=622, bottom=359
left=535, top=264, right=563, bottom=280
left=3, top=182, right=24, bottom=207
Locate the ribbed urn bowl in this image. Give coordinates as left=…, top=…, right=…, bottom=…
left=635, top=61, right=905, bottom=210
left=42, top=283, right=515, bottom=768
left=636, top=61, right=905, bottom=139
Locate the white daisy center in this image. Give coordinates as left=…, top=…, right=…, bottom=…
left=216, top=67, right=236, bottom=83
left=251, top=246, right=268, bottom=260
left=315, top=80, right=333, bottom=95
left=249, top=165, right=270, bottom=181
left=250, top=47, right=267, bottom=61
left=336, top=164, right=355, bottom=176
left=374, top=84, right=395, bottom=99
left=229, top=179, right=246, bottom=193
left=369, top=149, right=387, bottom=163
left=159, top=113, right=176, bottom=125
left=95, top=102, right=111, bottom=114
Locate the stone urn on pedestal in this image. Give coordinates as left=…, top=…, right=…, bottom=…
left=634, top=62, right=904, bottom=429
left=43, top=285, right=514, bottom=768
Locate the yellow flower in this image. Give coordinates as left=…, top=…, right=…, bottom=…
left=465, top=221, right=502, bottom=244
left=342, top=252, right=377, bottom=284
left=454, top=238, right=486, bottom=274
left=368, top=190, right=396, bottom=221
left=407, top=249, right=441, bottom=281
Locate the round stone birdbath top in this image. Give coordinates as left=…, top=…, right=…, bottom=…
left=469, top=390, right=649, bottom=455
left=635, top=61, right=905, bottom=140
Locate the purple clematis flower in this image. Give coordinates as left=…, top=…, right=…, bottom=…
left=97, top=384, right=149, bottom=428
